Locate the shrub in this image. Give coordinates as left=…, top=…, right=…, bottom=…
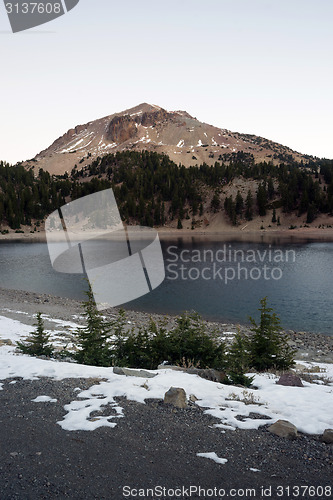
left=110, top=312, right=226, bottom=370
left=166, top=312, right=225, bottom=369
left=111, top=318, right=153, bottom=369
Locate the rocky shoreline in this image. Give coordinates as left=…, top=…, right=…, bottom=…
left=1, top=226, right=333, bottom=242
left=1, top=286, right=333, bottom=364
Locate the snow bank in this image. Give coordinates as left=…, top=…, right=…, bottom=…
left=1, top=314, right=333, bottom=435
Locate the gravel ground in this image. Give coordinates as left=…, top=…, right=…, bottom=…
left=1, top=287, right=333, bottom=499
left=0, top=377, right=332, bottom=500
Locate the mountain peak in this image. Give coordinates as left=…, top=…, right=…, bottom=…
left=32, top=104, right=311, bottom=175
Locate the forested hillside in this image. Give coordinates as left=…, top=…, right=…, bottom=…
left=1, top=151, right=333, bottom=232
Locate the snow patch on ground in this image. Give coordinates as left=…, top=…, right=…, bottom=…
left=0, top=308, right=29, bottom=316
left=74, top=139, right=94, bottom=151
left=197, top=452, right=228, bottom=465
left=0, top=315, right=32, bottom=343
left=59, top=138, right=84, bottom=154
left=39, top=315, right=81, bottom=330
left=32, top=395, right=58, bottom=403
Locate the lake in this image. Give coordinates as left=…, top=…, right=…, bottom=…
left=0, top=236, right=332, bottom=336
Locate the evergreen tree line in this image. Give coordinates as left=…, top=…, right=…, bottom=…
left=18, top=294, right=296, bottom=389
left=1, top=153, right=333, bottom=230
left=60, top=151, right=333, bottom=227
left=0, top=162, right=71, bottom=229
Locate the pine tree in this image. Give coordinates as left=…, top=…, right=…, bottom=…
left=211, top=191, right=220, bottom=212
left=226, top=330, right=253, bottom=387
left=235, top=190, right=244, bottom=215
left=306, top=203, right=317, bottom=223
left=17, top=312, right=53, bottom=357
left=257, top=183, right=267, bottom=216
left=248, top=297, right=296, bottom=371
left=245, top=190, right=253, bottom=221
left=109, top=309, right=130, bottom=366
left=224, top=195, right=237, bottom=224
left=154, top=201, right=161, bottom=225
left=161, top=202, right=166, bottom=225
left=74, top=284, right=112, bottom=366
left=199, top=202, right=204, bottom=216
left=267, top=177, right=275, bottom=199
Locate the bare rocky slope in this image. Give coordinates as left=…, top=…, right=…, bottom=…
left=29, top=103, right=313, bottom=176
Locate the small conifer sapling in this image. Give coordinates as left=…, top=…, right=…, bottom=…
left=17, top=312, right=53, bottom=357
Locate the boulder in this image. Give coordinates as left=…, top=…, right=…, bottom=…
left=276, top=373, right=303, bottom=387
left=113, top=367, right=156, bottom=378
left=321, top=429, right=333, bottom=444
left=164, top=387, right=187, bottom=408
left=157, top=365, right=226, bottom=383
left=268, top=420, right=298, bottom=439
left=187, top=368, right=226, bottom=383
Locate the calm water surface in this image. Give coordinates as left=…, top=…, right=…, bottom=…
left=0, top=237, right=332, bottom=336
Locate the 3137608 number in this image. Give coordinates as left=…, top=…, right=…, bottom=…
left=5, top=3, right=62, bottom=15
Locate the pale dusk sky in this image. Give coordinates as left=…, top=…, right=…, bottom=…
left=1, top=0, right=332, bottom=164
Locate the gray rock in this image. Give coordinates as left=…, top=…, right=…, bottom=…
left=187, top=368, right=226, bottom=383
left=276, top=373, right=303, bottom=387
left=0, top=339, right=14, bottom=346
left=157, top=365, right=226, bottom=383
left=113, top=367, right=156, bottom=378
left=321, top=429, right=333, bottom=444
left=164, top=387, right=187, bottom=408
left=157, top=365, right=183, bottom=371
left=268, top=420, right=298, bottom=439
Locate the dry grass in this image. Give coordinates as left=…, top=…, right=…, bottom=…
left=226, top=389, right=262, bottom=405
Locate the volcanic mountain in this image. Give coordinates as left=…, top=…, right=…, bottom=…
left=30, top=103, right=312, bottom=175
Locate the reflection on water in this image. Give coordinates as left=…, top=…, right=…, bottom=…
left=0, top=237, right=332, bottom=336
